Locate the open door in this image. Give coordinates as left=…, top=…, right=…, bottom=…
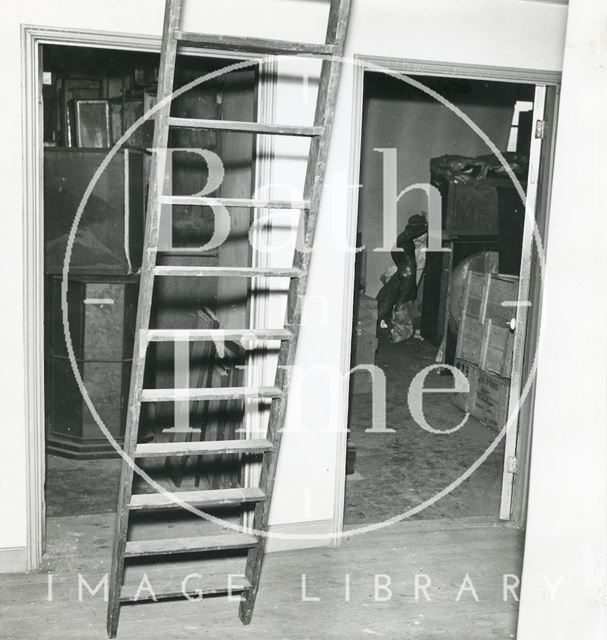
left=499, top=85, right=546, bottom=519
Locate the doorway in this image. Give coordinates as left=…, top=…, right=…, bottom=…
left=343, top=64, right=555, bottom=528
left=33, top=36, right=260, bottom=555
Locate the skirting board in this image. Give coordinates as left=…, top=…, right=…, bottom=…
left=0, top=547, right=28, bottom=574
left=266, top=519, right=334, bottom=553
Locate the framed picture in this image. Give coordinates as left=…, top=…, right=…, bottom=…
left=67, top=99, right=111, bottom=148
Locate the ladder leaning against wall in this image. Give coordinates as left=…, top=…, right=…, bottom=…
left=106, top=0, right=352, bottom=636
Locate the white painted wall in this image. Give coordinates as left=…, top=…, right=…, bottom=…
left=516, top=1, right=607, bottom=638
left=266, top=0, right=568, bottom=533
left=0, top=0, right=568, bottom=563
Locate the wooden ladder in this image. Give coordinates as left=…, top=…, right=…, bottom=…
left=106, top=0, right=351, bottom=636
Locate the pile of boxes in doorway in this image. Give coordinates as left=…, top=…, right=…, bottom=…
left=451, top=271, right=518, bottom=431
left=350, top=152, right=527, bottom=433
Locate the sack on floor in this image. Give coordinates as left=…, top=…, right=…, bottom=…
left=390, top=302, right=414, bottom=343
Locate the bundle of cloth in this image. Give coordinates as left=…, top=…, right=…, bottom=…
left=376, top=212, right=428, bottom=343
left=429, top=152, right=529, bottom=184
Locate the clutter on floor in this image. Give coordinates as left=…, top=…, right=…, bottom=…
left=345, top=338, right=505, bottom=524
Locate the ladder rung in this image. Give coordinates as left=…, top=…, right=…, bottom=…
left=146, top=328, right=293, bottom=343
left=140, top=386, right=283, bottom=403
left=157, top=248, right=215, bottom=256
left=120, top=578, right=251, bottom=603
left=128, top=487, right=266, bottom=511
left=168, top=117, right=323, bottom=137
left=160, top=195, right=309, bottom=209
left=153, top=266, right=304, bottom=278
left=134, top=438, right=274, bottom=459
left=175, top=31, right=336, bottom=57
left=124, top=533, right=258, bottom=558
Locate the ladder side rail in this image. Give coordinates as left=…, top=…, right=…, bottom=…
left=239, top=0, right=352, bottom=624
left=106, top=0, right=184, bottom=636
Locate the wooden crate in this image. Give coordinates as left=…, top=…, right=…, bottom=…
left=473, top=369, right=510, bottom=431
left=452, top=271, right=519, bottom=431
left=420, top=238, right=498, bottom=349
left=455, top=271, right=486, bottom=366
left=456, top=272, right=517, bottom=378
left=451, top=358, right=479, bottom=414
left=453, top=358, right=510, bottom=432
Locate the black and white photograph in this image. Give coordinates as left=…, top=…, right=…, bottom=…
left=0, top=1, right=605, bottom=638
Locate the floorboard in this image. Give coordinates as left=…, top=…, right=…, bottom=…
left=346, top=337, right=505, bottom=524
left=0, top=513, right=522, bottom=639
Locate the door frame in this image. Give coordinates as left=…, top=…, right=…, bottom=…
left=499, top=83, right=545, bottom=519
left=21, top=24, right=273, bottom=570
left=334, top=54, right=560, bottom=536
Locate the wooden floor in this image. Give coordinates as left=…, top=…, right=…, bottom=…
left=346, top=338, right=505, bottom=524
left=0, top=514, right=522, bottom=639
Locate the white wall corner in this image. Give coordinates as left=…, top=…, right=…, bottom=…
left=0, top=547, right=28, bottom=574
